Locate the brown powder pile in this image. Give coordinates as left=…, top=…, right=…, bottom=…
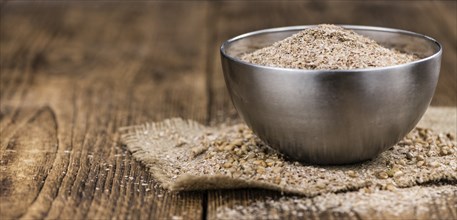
left=241, top=24, right=418, bottom=70
left=120, top=118, right=456, bottom=196
left=216, top=185, right=457, bottom=219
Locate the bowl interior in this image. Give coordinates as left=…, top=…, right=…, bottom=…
left=223, top=25, right=441, bottom=65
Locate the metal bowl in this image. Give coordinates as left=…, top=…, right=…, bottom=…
left=220, top=25, right=442, bottom=165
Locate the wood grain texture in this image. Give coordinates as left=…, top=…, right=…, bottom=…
left=1, top=2, right=208, bottom=219
left=0, top=1, right=456, bottom=219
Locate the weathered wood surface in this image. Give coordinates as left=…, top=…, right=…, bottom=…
left=1, top=3, right=208, bottom=219
left=0, top=1, right=456, bottom=219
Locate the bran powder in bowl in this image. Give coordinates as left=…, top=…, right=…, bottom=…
left=240, top=24, right=418, bottom=70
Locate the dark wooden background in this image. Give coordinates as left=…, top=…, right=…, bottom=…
left=1, top=1, right=456, bottom=219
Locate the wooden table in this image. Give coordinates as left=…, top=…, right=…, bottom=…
left=1, top=1, right=456, bottom=219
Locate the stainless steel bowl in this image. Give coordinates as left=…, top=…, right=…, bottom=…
left=220, top=25, right=442, bottom=165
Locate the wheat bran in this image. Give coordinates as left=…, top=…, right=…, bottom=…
left=240, top=24, right=418, bottom=70
left=120, top=118, right=456, bottom=197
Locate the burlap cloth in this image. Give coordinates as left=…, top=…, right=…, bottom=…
left=120, top=107, right=456, bottom=196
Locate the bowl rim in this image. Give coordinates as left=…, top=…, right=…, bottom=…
left=220, top=25, right=442, bottom=73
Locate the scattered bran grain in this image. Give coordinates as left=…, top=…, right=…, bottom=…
left=120, top=118, right=456, bottom=197
left=216, top=185, right=457, bottom=219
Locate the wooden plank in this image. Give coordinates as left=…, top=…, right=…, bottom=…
left=423, top=1, right=457, bottom=106
left=206, top=1, right=457, bottom=219
left=0, top=2, right=208, bottom=219
left=1, top=1, right=455, bottom=219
